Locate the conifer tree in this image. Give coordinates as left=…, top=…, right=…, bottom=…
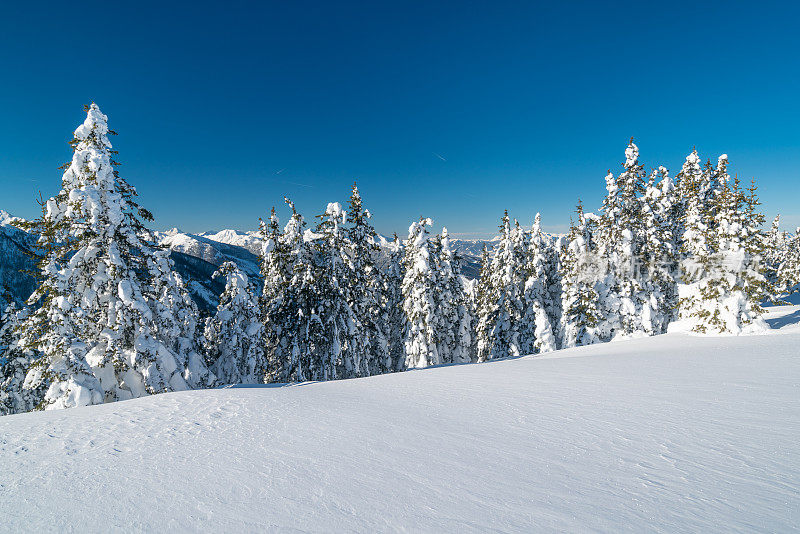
left=146, top=248, right=215, bottom=389
left=311, top=202, right=364, bottom=380
left=204, top=262, right=263, bottom=384
left=474, top=245, right=495, bottom=362
left=679, top=163, right=767, bottom=334
left=520, top=214, right=558, bottom=353
left=476, top=211, right=527, bottom=361
left=779, top=228, right=800, bottom=296
left=434, top=228, right=474, bottom=363
left=673, top=149, right=705, bottom=260
left=260, top=207, right=291, bottom=382
left=345, top=185, right=389, bottom=375
left=16, top=104, right=209, bottom=409
left=596, top=139, right=651, bottom=337
left=762, top=215, right=788, bottom=303
left=402, top=218, right=440, bottom=368
left=383, top=234, right=407, bottom=371
left=547, top=236, right=566, bottom=348
left=0, top=301, right=45, bottom=415
left=262, top=199, right=310, bottom=382
left=560, top=201, right=601, bottom=347
left=641, top=166, right=679, bottom=333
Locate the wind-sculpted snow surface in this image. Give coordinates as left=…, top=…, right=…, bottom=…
left=1, top=306, right=798, bottom=532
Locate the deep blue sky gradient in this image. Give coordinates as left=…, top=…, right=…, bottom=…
left=2, top=1, right=799, bottom=237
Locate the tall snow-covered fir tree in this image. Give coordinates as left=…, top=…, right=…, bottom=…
left=476, top=211, right=527, bottom=361
left=204, top=262, right=264, bottom=384
left=679, top=158, right=767, bottom=334
left=345, top=185, right=390, bottom=376
left=779, top=227, right=800, bottom=296
left=640, top=166, right=680, bottom=333
left=596, top=140, right=653, bottom=338
left=762, top=215, right=788, bottom=302
left=520, top=213, right=558, bottom=353
left=261, top=199, right=309, bottom=383
left=382, top=234, right=407, bottom=372
left=146, top=247, right=215, bottom=389
left=474, top=245, right=494, bottom=362
left=15, top=103, right=211, bottom=410
left=402, top=218, right=440, bottom=368
left=560, top=201, right=602, bottom=348
left=434, top=228, right=474, bottom=364
left=309, top=201, right=364, bottom=380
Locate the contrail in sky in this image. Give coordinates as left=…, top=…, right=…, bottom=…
left=433, top=152, right=447, bottom=161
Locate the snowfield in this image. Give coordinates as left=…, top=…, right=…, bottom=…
left=2, top=306, right=799, bottom=533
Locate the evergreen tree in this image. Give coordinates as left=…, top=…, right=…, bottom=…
left=262, top=199, right=311, bottom=382
left=476, top=211, right=527, bottom=361
left=474, top=245, right=495, bottom=362
left=548, top=236, right=566, bottom=348
left=560, top=201, right=602, bottom=347
left=146, top=248, right=215, bottom=389
left=0, top=301, right=45, bottom=415
left=402, top=218, right=439, bottom=368
left=641, top=166, right=679, bottom=333
left=434, top=228, right=474, bottom=363
left=762, top=215, right=788, bottom=303
left=383, top=234, right=407, bottom=372
left=673, top=149, right=705, bottom=262
left=345, top=185, right=389, bottom=376
left=679, top=165, right=767, bottom=334
left=311, top=202, right=364, bottom=380
left=16, top=104, right=209, bottom=409
left=521, top=214, right=558, bottom=353
left=779, top=227, right=800, bottom=296
left=204, top=262, right=263, bottom=384
left=596, top=139, right=651, bottom=337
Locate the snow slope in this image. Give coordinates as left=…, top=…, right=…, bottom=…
left=1, top=307, right=799, bottom=533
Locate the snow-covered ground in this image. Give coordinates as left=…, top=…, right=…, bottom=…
left=2, top=306, right=799, bottom=533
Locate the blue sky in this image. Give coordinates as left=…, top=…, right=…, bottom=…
left=1, top=1, right=799, bottom=238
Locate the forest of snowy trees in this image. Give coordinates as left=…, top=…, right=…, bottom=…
left=2, top=104, right=800, bottom=415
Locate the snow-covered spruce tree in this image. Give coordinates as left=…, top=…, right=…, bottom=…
left=762, top=215, right=788, bottom=302
left=146, top=248, right=215, bottom=389
left=345, top=185, right=390, bottom=376
left=740, top=179, right=769, bottom=313
left=679, top=168, right=767, bottom=334
left=0, top=301, right=45, bottom=415
left=434, top=228, right=474, bottom=364
left=474, top=245, right=494, bottom=362
left=520, top=214, right=558, bottom=354
left=547, top=236, right=566, bottom=347
left=476, top=211, right=527, bottom=361
left=402, top=218, right=440, bottom=368
left=640, top=166, right=680, bottom=333
left=204, top=262, right=263, bottom=384
left=382, top=234, right=407, bottom=372
left=779, top=228, right=800, bottom=296
left=560, top=201, right=602, bottom=348
left=673, top=150, right=704, bottom=253
left=596, top=139, right=653, bottom=337
left=447, top=229, right=476, bottom=363
left=262, top=200, right=307, bottom=383
left=15, top=104, right=211, bottom=409
left=310, top=201, right=364, bottom=380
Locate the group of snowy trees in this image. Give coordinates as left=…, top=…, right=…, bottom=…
left=473, top=139, right=798, bottom=359
left=1, top=106, right=798, bottom=415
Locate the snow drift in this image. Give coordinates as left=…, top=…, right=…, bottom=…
left=1, top=306, right=798, bottom=532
